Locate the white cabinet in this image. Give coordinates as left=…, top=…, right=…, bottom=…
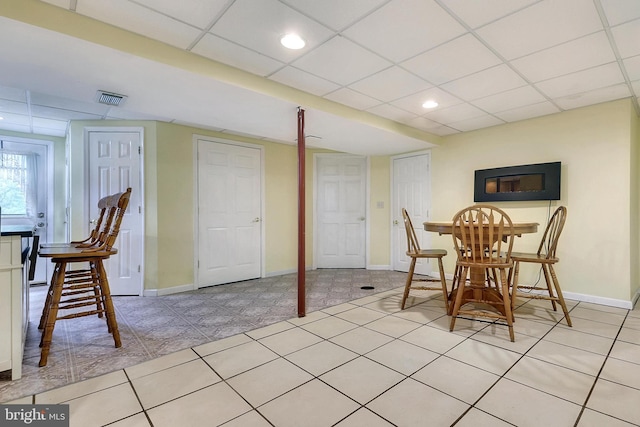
left=0, top=232, right=31, bottom=380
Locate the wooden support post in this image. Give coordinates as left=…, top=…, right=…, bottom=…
left=297, top=107, right=306, bottom=317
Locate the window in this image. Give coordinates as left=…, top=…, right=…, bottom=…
left=0, top=151, right=32, bottom=216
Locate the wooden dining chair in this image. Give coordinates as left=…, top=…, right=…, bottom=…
left=510, top=206, right=571, bottom=326
left=37, top=188, right=131, bottom=367
left=400, top=208, right=449, bottom=311
left=449, top=204, right=516, bottom=341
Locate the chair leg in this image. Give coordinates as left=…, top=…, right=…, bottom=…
left=96, top=259, right=121, bottom=347
left=540, top=264, right=558, bottom=311
left=437, top=257, right=449, bottom=313
left=448, top=266, right=459, bottom=315
left=548, top=264, right=572, bottom=327
left=500, top=268, right=515, bottom=342
left=510, top=261, right=520, bottom=313
left=450, top=266, right=468, bottom=332
left=401, top=257, right=417, bottom=310
left=39, top=261, right=66, bottom=367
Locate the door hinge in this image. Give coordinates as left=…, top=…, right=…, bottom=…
left=138, top=146, right=141, bottom=155
left=137, top=265, right=141, bottom=273
left=139, top=206, right=141, bottom=214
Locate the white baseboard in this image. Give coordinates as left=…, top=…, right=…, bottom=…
left=514, top=288, right=634, bottom=310
left=367, top=264, right=390, bottom=270
left=143, top=283, right=195, bottom=297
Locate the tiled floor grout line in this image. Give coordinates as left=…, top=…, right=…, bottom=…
left=572, top=308, right=630, bottom=427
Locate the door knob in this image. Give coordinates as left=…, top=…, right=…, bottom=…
left=358, top=217, right=365, bottom=221
left=393, top=220, right=399, bottom=225
left=38, top=212, right=45, bottom=218
left=253, top=217, right=261, bottom=222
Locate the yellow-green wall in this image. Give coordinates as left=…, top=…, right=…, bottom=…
left=431, top=98, right=635, bottom=303
left=62, top=98, right=638, bottom=306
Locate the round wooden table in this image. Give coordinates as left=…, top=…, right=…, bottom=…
left=424, top=221, right=538, bottom=315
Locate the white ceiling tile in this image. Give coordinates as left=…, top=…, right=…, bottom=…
left=441, top=64, right=527, bottom=101
left=510, top=32, right=615, bottom=82
left=611, top=19, right=640, bottom=58
left=552, top=83, right=631, bottom=110
left=406, top=116, right=446, bottom=131
left=348, top=67, right=432, bottom=102
left=624, top=55, right=640, bottom=81
left=448, top=114, right=505, bottom=132
left=30, top=92, right=110, bottom=116
left=280, top=0, right=388, bottom=31
left=30, top=105, right=103, bottom=121
left=439, top=0, right=539, bottom=29
left=471, top=85, right=547, bottom=113
left=632, top=81, right=640, bottom=94
left=494, top=101, right=560, bottom=122
left=425, top=125, right=460, bottom=136
left=342, top=0, right=467, bottom=63
left=367, top=103, right=419, bottom=123
left=0, top=112, right=30, bottom=126
left=476, top=0, right=603, bottom=60
left=424, top=103, right=486, bottom=124
left=0, top=86, right=27, bottom=102
left=77, top=0, right=202, bottom=49
left=268, top=67, right=340, bottom=96
left=210, top=0, right=334, bottom=63
left=0, top=123, right=31, bottom=134
left=534, top=62, right=624, bottom=99
left=32, top=127, right=67, bottom=137
left=324, top=88, right=382, bottom=110
left=600, top=0, right=640, bottom=26
left=134, top=0, right=230, bottom=29
left=390, top=87, right=463, bottom=115
left=0, top=99, right=29, bottom=115
left=292, top=36, right=391, bottom=86
left=39, top=0, right=71, bottom=8
left=401, top=34, right=502, bottom=85
left=32, top=116, right=68, bottom=130
left=192, top=34, right=285, bottom=77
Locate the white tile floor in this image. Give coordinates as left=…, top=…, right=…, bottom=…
left=5, top=287, right=640, bottom=427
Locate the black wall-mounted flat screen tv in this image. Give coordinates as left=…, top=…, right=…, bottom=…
left=474, top=162, right=561, bottom=202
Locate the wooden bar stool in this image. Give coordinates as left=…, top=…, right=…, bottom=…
left=37, top=188, right=131, bottom=367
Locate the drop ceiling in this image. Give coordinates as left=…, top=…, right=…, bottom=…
left=0, top=0, right=638, bottom=155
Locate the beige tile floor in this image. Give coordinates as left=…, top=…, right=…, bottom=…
left=3, top=282, right=640, bottom=427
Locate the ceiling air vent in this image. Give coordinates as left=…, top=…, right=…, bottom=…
left=96, top=90, right=127, bottom=106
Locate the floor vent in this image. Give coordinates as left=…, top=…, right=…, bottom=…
left=96, top=90, right=127, bottom=106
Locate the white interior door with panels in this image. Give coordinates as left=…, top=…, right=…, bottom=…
left=392, top=152, right=433, bottom=275
left=315, top=154, right=366, bottom=269
left=88, top=129, right=143, bottom=296
left=196, top=137, right=262, bottom=287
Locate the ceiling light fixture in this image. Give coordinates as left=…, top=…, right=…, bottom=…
left=280, top=33, right=305, bottom=50
left=422, top=100, right=438, bottom=109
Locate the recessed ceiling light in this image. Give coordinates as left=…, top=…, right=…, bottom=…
left=422, top=100, right=438, bottom=109
left=280, top=33, right=305, bottom=50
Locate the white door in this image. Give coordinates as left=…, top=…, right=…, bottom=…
left=392, top=152, right=432, bottom=275
left=316, top=155, right=366, bottom=268
left=88, top=130, right=143, bottom=295
left=196, top=139, right=262, bottom=287
left=0, top=138, right=52, bottom=283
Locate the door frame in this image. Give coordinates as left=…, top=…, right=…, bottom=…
left=192, top=134, right=266, bottom=288
left=390, top=150, right=432, bottom=272
left=312, top=153, right=369, bottom=270
left=83, top=126, right=145, bottom=296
